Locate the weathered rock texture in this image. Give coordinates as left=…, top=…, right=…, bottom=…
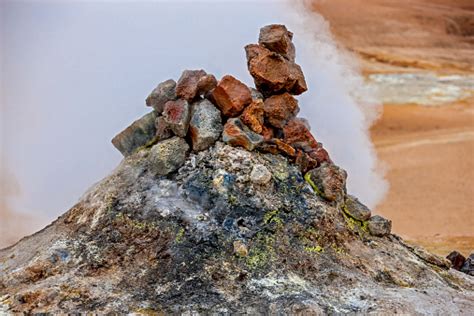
left=2, top=24, right=473, bottom=314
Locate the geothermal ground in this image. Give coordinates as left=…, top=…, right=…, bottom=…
left=314, top=0, right=474, bottom=255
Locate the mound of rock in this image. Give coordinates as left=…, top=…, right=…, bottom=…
left=1, top=24, right=473, bottom=314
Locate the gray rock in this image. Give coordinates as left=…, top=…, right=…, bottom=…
left=149, top=137, right=189, bottom=176
left=367, top=215, right=392, bottom=237
left=189, top=99, right=223, bottom=151
left=250, top=88, right=263, bottom=101
left=111, top=112, right=157, bottom=157
left=305, top=162, right=347, bottom=203
left=250, top=164, right=272, bottom=185
left=146, top=79, right=177, bottom=114
left=461, top=254, right=474, bottom=276
left=163, top=99, right=191, bottom=137
left=344, top=194, right=371, bottom=221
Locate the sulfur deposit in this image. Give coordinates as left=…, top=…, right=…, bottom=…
left=1, top=25, right=473, bottom=314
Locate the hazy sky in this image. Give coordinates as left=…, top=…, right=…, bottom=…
left=1, top=0, right=386, bottom=241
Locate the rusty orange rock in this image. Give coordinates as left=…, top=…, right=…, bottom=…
left=273, top=139, right=296, bottom=157
left=264, top=93, right=299, bottom=128
left=176, top=69, right=207, bottom=101
left=211, top=75, right=252, bottom=117
left=259, top=24, right=295, bottom=62
left=283, top=118, right=319, bottom=151
left=222, top=118, right=263, bottom=151
left=241, top=99, right=264, bottom=133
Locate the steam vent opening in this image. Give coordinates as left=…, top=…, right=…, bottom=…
left=1, top=24, right=473, bottom=314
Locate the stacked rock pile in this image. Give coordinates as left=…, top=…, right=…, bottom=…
left=112, top=24, right=391, bottom=237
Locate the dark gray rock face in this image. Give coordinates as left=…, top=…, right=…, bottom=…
left=146, top=79, right=177, bottom=114
left=111, top=112, right=157, bottom=157
left=189, top=99, right=223, bottom=151
left=0, top=144, right=473, bottom=314
left=461, top=254, right=474, bottom=276
left=367, top=215, right=392, bottom=237
left=149, top=136, right=189, bottom=175
left=447, top=251, right=466, bottom=270
left=344, top=195, right=371, bottom=221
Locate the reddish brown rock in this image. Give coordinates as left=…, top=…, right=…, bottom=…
left=241, top=99, right=264, bottom=133
left=258, top=143, right=279, bottom=155
left=447, top=251, right=466, bottom=271
left=154, top=116, right=173, bottom=142
left=197, top=74, right=218, bottom=96
left=273, top=139, right=296, bottom=157
left=259, top=24, right=295, bottom=62
left=306, top=163, right=347, bottom=203
left=308, top=147, right=331, bottom=164
left=295, top=150, right=318, bottom=174
left=176, top=69, right=207, bottom=101
left=287, top=63, right=308, bottom=95
left=264, top=93, right=299, bottom=128
left=283, top=118, right=318, bottom=151
left=222, top=118, right=263, bottom=151
left=211, top=75, right=252, bottom=117
left=163, top=99, right=191, bottom=137
left=261, top=125, right=274, bottom=141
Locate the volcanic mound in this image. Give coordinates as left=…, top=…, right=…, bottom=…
left=1, top=24, right=473, bottom=314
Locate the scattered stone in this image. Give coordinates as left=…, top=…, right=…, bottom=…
left=149, top=137, right=189, bottom=176
left=259, top=24, right=295, bottom=61
left=273, top=139, right=296, bottom=157
left=283, top=118, right=319, bottom=151
left=250, top=88, right=264, bottom=101
left=447, top=251, right=466, bottom=271
left=146, top=79, right=177, bottom=114
left=197, top=74, right=218, bottom=96
left=112, top=112, right=157, bottom=157
left=241, top=99, right=264, bottom=133
left=222, top=118, right=263, bottom=151
left=176, top=69, right=207, bottom=101
left=250, top=164, right=272, bottom=185
left=367, top=215, right=392, bottom=237
left=295, top=150, right=318, bottom=173
left=264, top=93, right=299, bottom=128
left=233, top=240, right=248, bottom=257
left=154, top=116, right=173, bottom=142
left=163, top=99, right=191, bottom=137
left=189, top=99, right=223, bottom=151
left=305, top=162, right=347, bottom=203
left=461, top=254, right=474, bottom=276
left=344, top=195, right=372, bottom=221
left=211, top=75, right=252, bottom=117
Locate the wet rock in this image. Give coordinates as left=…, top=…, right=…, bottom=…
left=367, top=215, right=392, bottom=237
left=149, top=137, right=189, bottom=175
left=305, top=162, right=347, bottom=203
left=264, top=93, right=299, bottom=128
left=447, top=251, right=466, bottom=270
left=250, top=164, right=272, bottom=185
left=259, top=24, right=295, bottom=61
left=163, top=99, right=191, bottom=137
left=461, top=254, right=474, bottom=276
left=154, top=116, right=173, bottom=142
left=250, top=88, right=264, bottom=101
left=241, top=99, right=264, bottom=133
left=295, top=150, right=318, bottom=173
left=176, top=69, right=207, bottom=101
left=283, top=118, right=319, bottom=151
left=197, top=74, right=218, bottom=96
left=189, top=99, right=223, bottom=151
left=222, top=118, right=263, bottom=151
left=111, top=112, right=157, bottom=157
left=211, top=75, right=252, bottom=117
left=146, top=79, right=177, bottom=114
left=344, top=195, right=371, bottom=221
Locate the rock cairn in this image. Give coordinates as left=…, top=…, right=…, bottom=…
left=112, top=24, right=391, bottom=237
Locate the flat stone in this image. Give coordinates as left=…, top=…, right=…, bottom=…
left=264, top=93, right=299, bottom=128
left=111, top=112, right=157, bottom=157
left=250, top=164, right=272, bottom=185
left=154, top=116, right=173, bottom=142
left=176, top=69, right=207, bottom=101
left=149, top=137, right=189, bottom=176
left=258, top=24, right=295, bottom=61
left=146, top=79, right=177, bottom=114
left=189, top=99, right=223, bottom=151
left=283, top=118, right=318, bottom=151
left=367, top=215, right=392, bottom=237
left=306, top=162, right=347, bottom=203
left=446, top=251, right=466, bottom=271
left=211, top=75, right=252, bottom=117
left=241, top=99, right=264, bottom=133
left=163, top=99, right=191, bottom=137
left=222, top=118, right=263, bottom=151
left=344, top=195, right=371, bottom=221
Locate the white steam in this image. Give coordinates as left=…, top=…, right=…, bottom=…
left=0, top=0, right=386, bottom=247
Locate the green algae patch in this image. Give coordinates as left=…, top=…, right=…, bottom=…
left=175, top=227, right=185, bottom=244
left=246, top=233, right=276, bottom=270
left=342, top=205, right=368, bottom=237
left=263, top=210, right=284, bottom=228
left=304, top=245, right=324, bottom=253
left=304, top=172, right=324, bottom=197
